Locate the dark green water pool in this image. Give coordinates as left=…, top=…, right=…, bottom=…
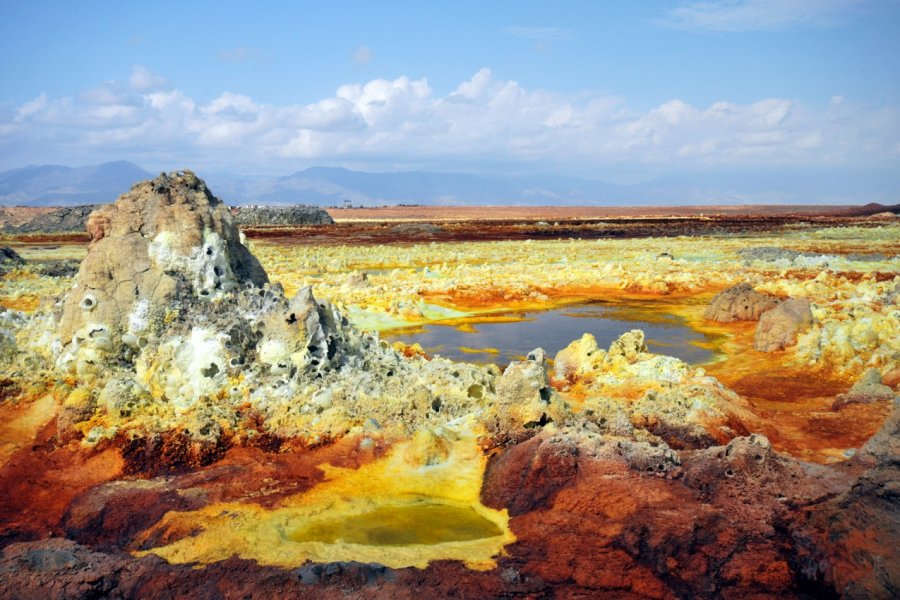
left=288, top=503, right=503, bottom=546
left=382, top=303, right=718, bottom=365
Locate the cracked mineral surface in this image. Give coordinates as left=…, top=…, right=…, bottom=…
left=0, top=172, right=897, bottom=599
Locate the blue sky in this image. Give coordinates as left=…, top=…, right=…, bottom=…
left=1, top=0, right=899, bottom=188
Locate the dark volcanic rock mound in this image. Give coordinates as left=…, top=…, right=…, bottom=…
left=3, top=205, right=101, bottom=234
left=1, top=204, right=334, bottom=234
left=231, top=205, right=334, bottom=226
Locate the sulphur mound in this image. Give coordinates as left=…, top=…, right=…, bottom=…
left=9, top=171, right=577, bottom=449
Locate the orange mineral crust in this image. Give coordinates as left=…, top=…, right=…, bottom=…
left=684, top=310, right=891, bottom=462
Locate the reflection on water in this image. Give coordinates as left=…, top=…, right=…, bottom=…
left=383, top=303, right=718, bottom=365
left=287, top=502, right=503, bottom=546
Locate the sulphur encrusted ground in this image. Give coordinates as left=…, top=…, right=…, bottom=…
left=1, top=215, right=898, bottom=595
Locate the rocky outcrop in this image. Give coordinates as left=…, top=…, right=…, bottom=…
left=703, top=283, right=780, bottom=323
left=738, top=247, right=806, bottom=263
left=754, top=298, right=814, bottom=352
left=0, top=204, right=335, bottom=235
left=231, top=205, right=334, bottom=226
left=478, top=426, right=868, bottom=599
left=554, top=330, right=751, bottom=448
left=0, top=246, right=23, bottom=264
left=0, top=247, right=25, bottom=275
left=0, top=539, right=127, bottom=599
left=793, top=399, right=900, bottom=598
left=832, top=368, right=897, bottom=410
left=493, top=348, right=570, bottom=432
left=0, top=308, right=26, bottom=365
left=55, top=170, right=268, bottom=376
left=738, top=246, right=889, bottom=268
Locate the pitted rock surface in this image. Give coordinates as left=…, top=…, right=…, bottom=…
left=57, top=170, right=268, bottom=358
left=11, top=171, right=549, bottom=447
left=704, top=283, right=780, bottom=323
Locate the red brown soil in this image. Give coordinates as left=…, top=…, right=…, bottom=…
left=2, top=421, right=896, bottom=599
left=3, top=202, right=895, bottom=233
left=4, top=205, right=894, bottom=248
left=241, top=214, right=893, bottom=247
left=0, top=417, right=389, bottom=548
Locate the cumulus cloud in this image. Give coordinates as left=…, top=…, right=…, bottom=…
left=1, top=67, right=898, bottom=174
left=352, top=45, right=373, bottom=65
left=661, top=0, right=870, bottom=32
left=129, top=66, right=168, bottom=92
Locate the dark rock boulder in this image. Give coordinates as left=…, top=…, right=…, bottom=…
left=0, top=247, right=25, bottom=274
left=232, top=205, right=334, bottom=226
left=5, top=205, right=101, bottom=234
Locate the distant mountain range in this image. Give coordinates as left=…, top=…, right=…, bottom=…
left=0, top=161, right=152, bottom=206
left=0, top=161, right=895, bottom=206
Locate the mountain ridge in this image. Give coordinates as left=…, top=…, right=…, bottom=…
left=0, top=161, right=895, bottom=206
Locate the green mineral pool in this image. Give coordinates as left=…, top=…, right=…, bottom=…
left=288, top=503, right=504, bottom=546
left=382, top=302, right=719, bottom=365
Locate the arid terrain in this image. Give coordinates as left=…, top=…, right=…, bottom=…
left=0, top=173, right=898, bottom=599
left=326, top=202, right=896, bottom=221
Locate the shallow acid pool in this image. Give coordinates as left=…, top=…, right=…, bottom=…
left=288, top=502, right=504, bottom=546
left=383, top=303, right=718, bottom=365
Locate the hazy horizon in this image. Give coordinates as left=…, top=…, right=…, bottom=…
left=1, top=159, right=897, bottom=207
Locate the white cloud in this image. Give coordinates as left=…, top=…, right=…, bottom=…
left=14, top=93, right=48, bottom=122
left=352, top=45, right=373, bottom=65
left=1, top=68, right=898, bottom=175
left=202, top=92, right=259, bottom=115
left=129, top=66, right=167, bottom=92
left=662, top=0, right=869, bottom=32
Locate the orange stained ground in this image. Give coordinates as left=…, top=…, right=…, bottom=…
left=419, top=282, right=889, bottom=464
left=678, top=306, right=888, bottom=463
left=422, top=282, right=704, bottom=314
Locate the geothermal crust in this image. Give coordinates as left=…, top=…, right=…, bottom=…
left=9, top=171, right=574, bottom=452
left=0, top=171, right=898, bottom=598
